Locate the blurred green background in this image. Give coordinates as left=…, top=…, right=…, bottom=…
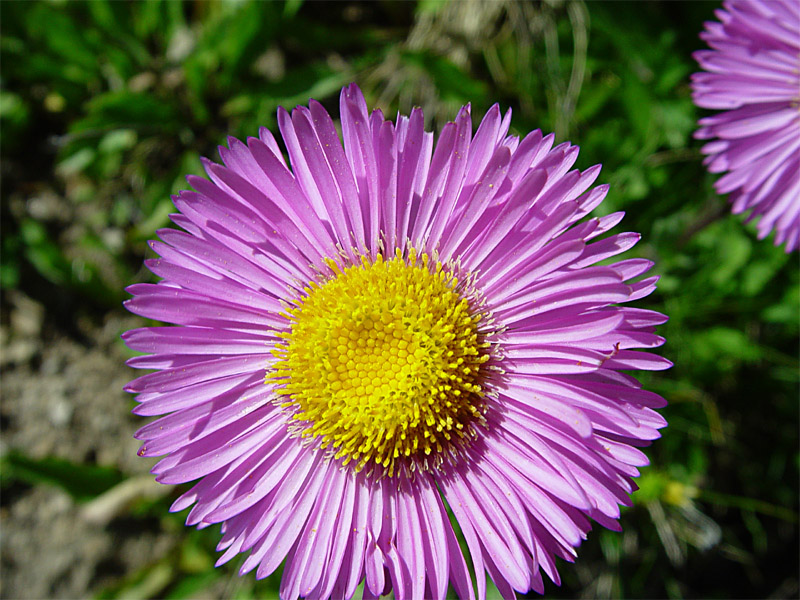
left=1, top=0, right=797, bottom=598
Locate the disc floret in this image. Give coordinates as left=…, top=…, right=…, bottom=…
left=271, top=249, right=491, bottom=476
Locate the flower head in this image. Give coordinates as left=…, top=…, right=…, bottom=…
left=123, top=84, right=670, bottom=599
left=691, top=0, right=800, bottom=252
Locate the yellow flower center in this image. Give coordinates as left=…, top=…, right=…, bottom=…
left=271, top=249, right=491, bottom=476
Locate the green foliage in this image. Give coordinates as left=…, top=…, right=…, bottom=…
left=1, top=0, right=376, bottom=305
left=401, top=50, right=489, bottom=103
left=1, top=452, right=125, bottom=502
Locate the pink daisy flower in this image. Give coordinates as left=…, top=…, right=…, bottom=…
left=691, top=0, right=800, bottom=252
left=123, top=84, right=670, bottom=600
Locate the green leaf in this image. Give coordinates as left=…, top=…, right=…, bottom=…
left=86, top=0, right=118, bottom=33
left=20, top=219, right=70, bottom=285
left=401, top=50, right=488, bottom=104
left=98, top=129, right=139, bottom=154
left=692, top=327, right=762, bottom=369
left=0, top=90, right=31, bottom=150
left=697, top=221, right=753, bottom=289
left=26, top=3, right=101, bottom=76
left=283, top=0, right=304, bottom=19
left=633, top=471, right=670, bottom=503
left=741, top=251, right=790, bottom=297
left=103, top=563, right=174, bottom=600
left=56, top=147, right=96, bottom=176
left=1, top=452, right=125, bottom=502
left=0, top=233, right=22, bottom=290
left=71, top=90, right=180, bottom=134
left=416, top=0, right=449, bottom=15
left=133, top=197, right=176, bottom=242
left=0, top=91, right=30, bottom=127
left=763, top=283, right=800, bottom=325
left=574, top=74, right=619, bottom=123
left=183, top=0, right=280, bottom=95
left=164, top=572, right=220, bottom=600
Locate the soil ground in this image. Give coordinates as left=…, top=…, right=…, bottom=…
left=1, top=293, right=182, bottom=599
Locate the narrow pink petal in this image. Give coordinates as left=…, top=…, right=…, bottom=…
left=132, top=372, right=262, bottom=418
left=409, top=121, right=458, bottom=249
left=375, top=120, right=398, bottom=249
left=395, top=107, right=426, bottom=245
left=309, top=99, right=366, bottom=250
left=422, top=106, right=472, bottom=250
left=438, top=476, right=486, bottom=600
left=154, top=410, right=283, bottom=483
left=439, top=145, right=511, bottom=260
left=308, top=474, right=357, bottom=600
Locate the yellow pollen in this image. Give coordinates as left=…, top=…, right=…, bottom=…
left=270, top=249, right=491, bottom=476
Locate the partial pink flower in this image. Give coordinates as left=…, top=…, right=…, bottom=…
left=123, top=84, right=670, bottom=599
left=692, top=0, right=800, bottom=252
